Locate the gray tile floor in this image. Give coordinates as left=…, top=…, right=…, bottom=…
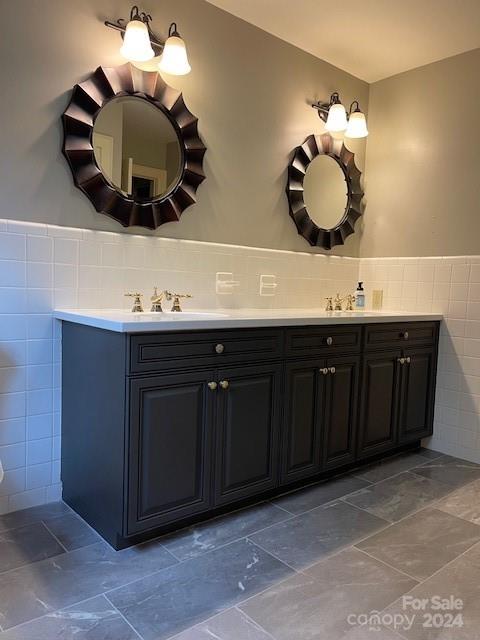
left=1, top=449, right=480, bottom=639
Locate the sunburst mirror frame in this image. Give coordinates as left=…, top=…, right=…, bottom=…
left=286, top=133, right=364, bottom=250
left=62, top=63, right=206, bottom=229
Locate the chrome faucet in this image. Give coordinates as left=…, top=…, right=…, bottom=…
left=150, top=287, right=164, bottom=312
left=164, top=291, right=193, bottom=312
left=334, top=293, right=343, bottom=311
left=326, top=293, right=356, bottom=312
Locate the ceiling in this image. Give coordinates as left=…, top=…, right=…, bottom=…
left=206, top=0, right=480, bottom=82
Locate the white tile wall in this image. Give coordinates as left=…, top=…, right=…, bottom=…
left=3, top=218, right=480, bottom=513
left=0, top=218, right=359, bottom=514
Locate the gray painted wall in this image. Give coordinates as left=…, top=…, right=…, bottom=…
left=0, top=0, right=368, bottom=255
left=362, top=48, right=480, bottom=257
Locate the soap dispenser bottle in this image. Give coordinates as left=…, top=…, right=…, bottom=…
left=355, top=282, right=365, bottom=309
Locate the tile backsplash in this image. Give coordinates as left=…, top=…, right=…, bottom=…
left=1, top=217, right=479, bottom=514
left=0, top=218, right=358, bottom=514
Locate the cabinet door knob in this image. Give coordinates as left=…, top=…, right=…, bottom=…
left=320, top=367, right=329, bottom=375
left=219, top=380, right=229, bottom=389
left=398, top=357, right=405, bottom=365
left=329, top=366, right=336, bottom=374
left=215, top=343, right=225, bottom=354
left=405, top=356, right=411, bottom=364
left=207, top=381, right=218, bottom=391
left=402, top=331, right=409, bottom=340
left=326, top=337, right=333, bottom=346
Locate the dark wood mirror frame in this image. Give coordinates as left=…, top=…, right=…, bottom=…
left=286, top=133, right=364, bottom=250
left=62, top=63, right=206, bottom=229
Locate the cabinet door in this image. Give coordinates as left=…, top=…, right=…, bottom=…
left=358, top=350, right=402, bottom=459
left=282, top=360, right=326, bottom=483
left=127, top=371, right=215, bottom=534
left=323, top=355, right=360, bottom=470
left=214, top=363, right=282, bottom=505
left=399, top=347, right=436, bottom=443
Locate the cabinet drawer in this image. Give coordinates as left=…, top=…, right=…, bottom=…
left=365, top=322, right=438, bottom=351
left=286, top=326, right=361, bottom=358
left=129, top=329, right=283, bottom=373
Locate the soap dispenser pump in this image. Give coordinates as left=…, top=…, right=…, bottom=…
left=355, top=282, right=365, bottom=309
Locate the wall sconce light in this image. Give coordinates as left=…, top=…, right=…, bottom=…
left=312, top=92, right=368, bottom=138
left=119, top=6, right=155, bottom=62
left=105, top=5, right=191, bottom=76
left=158, top=23, right=191, bottom=76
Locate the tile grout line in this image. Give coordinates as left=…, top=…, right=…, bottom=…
left=40, top=519, right=69, bottom=554
left=234, top=606, right=279, bottom=640
left=103, top=592, right=144, bottom=640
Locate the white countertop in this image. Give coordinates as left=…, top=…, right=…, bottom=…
left=54, top=308, right=443, bottom=333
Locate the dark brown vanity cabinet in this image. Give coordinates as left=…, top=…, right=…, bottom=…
left=214, top=363, right=282, bottom=505
left=398, top=346, right=437, bottom=443
left=357, top=350, right=402, bottom=458
left=127, top=371, right=215, bottom=535
left=358, top=325, right=439, bottom=459
left=61, top=320, right=439, bottom=549
left=282, top=355, right=359, bottom=482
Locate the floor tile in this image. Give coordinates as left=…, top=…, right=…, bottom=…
left=0, top=502, right=71, bottom=533
left=249, top=500, right=388, bottom=570
left=43, top=513, right=101, bottom=551
left=240, top=547, right=416, bottom=640
left=417, top=447, right=443, bottom=460
left=356, top=508, right=480, bottom=580
left=436, top=478, right=480, bottom=524
left=343, top=471, right=451, bottom=522
left=0, top=539, right=177, bottom=630
left=162, top=502, right=290, bottom=561
left=273, top=475, right=371, bottom=515
left=0, top=595, right=137, bottom=640
left=411, top=455, right=480, bottom=489
left=0, top=521, right=65, bottom=573
left=171, top=607, right=272, bottom=640
left=342, top=627, right=406, bottom=639
left=107, top=539, right=293, bottom=640
left=384, top=541, right=480, bottom=639
left=355, top=453, right=430, bottom=483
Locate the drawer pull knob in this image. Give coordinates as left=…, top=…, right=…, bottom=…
left=398, top=357, right=405, bottom=365
left=215, top=343, right=225, bottom=354
left=219, top=380, right=229, bottom=389
left=207, top=381, right=218, bottom=391
left=329, top=367, right=336, bottom=374
left=403, top=331, right=409, bottom=340
left=326, top=337, right=333, bottom=346
left=320, top=367, right=329, bottom=375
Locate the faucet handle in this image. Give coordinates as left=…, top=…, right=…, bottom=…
left=125, top=292, right=144, bottom=313
left=164, top=291, right=193, bottom=312
left=345, top=294, right=356, bottom=311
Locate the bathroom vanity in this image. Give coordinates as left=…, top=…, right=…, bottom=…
left=56, top=310, right=441, bottom=549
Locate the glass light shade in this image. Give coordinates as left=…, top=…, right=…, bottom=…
left=120, top=19, right=155, bottom=62
left=345, top=110, right=369, bottom=138
left=158, top=35, right=191, bottom=75
left=325, top=102, right=348, bottom=133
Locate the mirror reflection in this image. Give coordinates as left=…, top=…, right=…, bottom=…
left=303, top=154, right=347, bottom=230
left=93, top=96, right=182, bottom=201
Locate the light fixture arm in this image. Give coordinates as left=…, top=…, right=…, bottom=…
left=348, top=100, right=361, bottom=114
left=312, top=92, right=341, bottom=123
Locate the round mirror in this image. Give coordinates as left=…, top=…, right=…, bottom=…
left=93, top=96, right=182, bottom=201
left=303, top=154, right=347, bottom=230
